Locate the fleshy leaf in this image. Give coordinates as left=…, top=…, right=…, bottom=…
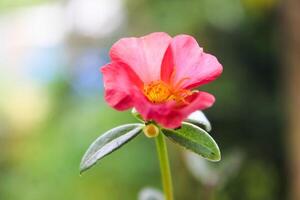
left=162, top=122, right=220, bottom=161
left=80, top=123, right=144, bottom=173
left=185, top=110, right=212, bottom=132
left=131, top=108, right=145, bottom=122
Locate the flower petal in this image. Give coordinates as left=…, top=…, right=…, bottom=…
left=101, top=62, right=143, bottom=110
left=134, top=91, right=215, bottom=129
left=110, top=32, right=172, bottom=83
left=161, top=35, right=223, bottom=89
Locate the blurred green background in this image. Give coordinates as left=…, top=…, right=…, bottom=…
left=0, top=0, right=296, bottom=199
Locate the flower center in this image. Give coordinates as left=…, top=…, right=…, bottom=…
left=143, top=80, right=192, bottom=104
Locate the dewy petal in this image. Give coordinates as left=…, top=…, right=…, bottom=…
left=161, top=35, right=223, bottom=89
left=134, top=91, right=215, bottom=129
left=110, top=32, right=172, bottom=83
left=101, top=62, right=143, bottom=111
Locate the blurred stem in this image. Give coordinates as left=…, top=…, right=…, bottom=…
left=283, top=0, right=300, bottom=199
left=155, top=132, right=174, bottom=200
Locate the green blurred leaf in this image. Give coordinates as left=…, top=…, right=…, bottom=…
left=162, top=122, right=221, bottom=161
left=131, top=108, right=145, bottom=122
left=185, top=110, right=212, bottom=132
left=80, top=123, right=144, bottom=173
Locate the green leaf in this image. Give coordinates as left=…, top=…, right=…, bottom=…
left=80, top=123, right=144, bottom=173
left=131, top=108, right=145, bottom=122
left=185, top=110, right=212, bottom=132
left=162, top=122, right=221, bottom=161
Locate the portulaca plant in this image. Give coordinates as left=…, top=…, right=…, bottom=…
left=80, top=32, right=223, bottom=200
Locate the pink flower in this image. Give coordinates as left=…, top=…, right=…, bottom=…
left=101, top=32, right=223, bottom=129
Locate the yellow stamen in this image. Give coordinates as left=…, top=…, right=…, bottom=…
left=143, top=81, right=171, bottom=103
left=143, top=79, right=192, bottom=104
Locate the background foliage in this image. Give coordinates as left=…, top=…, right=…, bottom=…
left=0, top=0, right=286, bottom=199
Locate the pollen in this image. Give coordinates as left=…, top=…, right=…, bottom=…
left=143, top=80, right=192, bottom=104
left=143, top=81, right=171, bottom=103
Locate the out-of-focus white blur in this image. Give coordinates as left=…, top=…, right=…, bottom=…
left=0, top=0, right=126, bottom=135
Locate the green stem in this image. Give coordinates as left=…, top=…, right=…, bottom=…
left=155, top=132, right=174, bottom=200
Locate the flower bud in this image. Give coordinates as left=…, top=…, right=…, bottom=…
left=143, top=124, right=160, bottom=138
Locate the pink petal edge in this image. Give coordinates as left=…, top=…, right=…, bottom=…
left=101, top=62, right=142, bottom=111
left=161, top=34, right=223, bottom=89
left=110, top=32, right=172, bottom=83
left=134, top=91, right=215, bottom=129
